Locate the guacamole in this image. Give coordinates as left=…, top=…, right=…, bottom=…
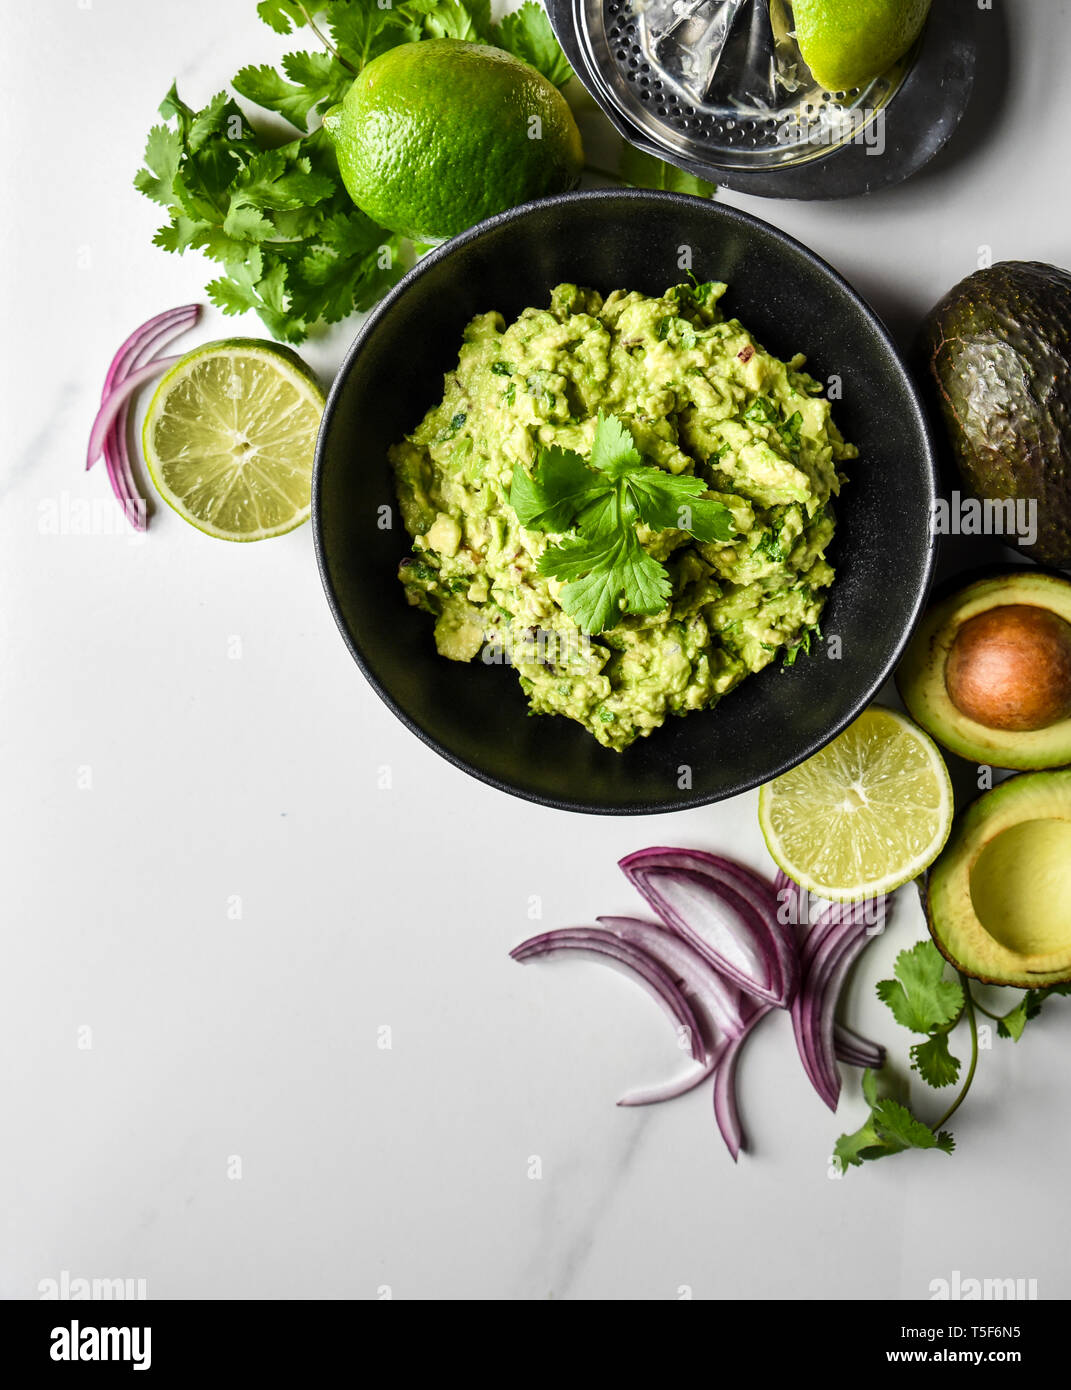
left=390, top=281, right=857, bottom=751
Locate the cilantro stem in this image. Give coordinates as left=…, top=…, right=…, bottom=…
left=934, top=975, right=979, bottom=1130
left=970, top=998, right=1004, bottom=1022
left=298, top=1, right=358, bottom=74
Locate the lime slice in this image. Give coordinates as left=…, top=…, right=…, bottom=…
left=758, top=706, right=954, bottom=900
left=142, top=338, right=324, bottom=541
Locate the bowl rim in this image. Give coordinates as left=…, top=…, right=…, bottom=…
left=312, top=187, right=938, bottom=815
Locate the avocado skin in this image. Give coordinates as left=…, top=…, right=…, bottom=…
left=923, top=261, right=1071, bottom=569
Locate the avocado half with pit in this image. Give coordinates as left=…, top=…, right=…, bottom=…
left=928, top=769, right=1071, bottom=986
left=897, top=571, right=1071, bottom=769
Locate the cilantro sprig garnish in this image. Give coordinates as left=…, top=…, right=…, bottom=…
left=508, top=414, right=735, bottom=635
left=835, top=936, right=1071, bottom=1172
left=835, top=1069, right=956, bottom=1170
left=876, top=939, right=964, bottom=1039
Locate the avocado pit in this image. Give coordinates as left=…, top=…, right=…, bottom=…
left=944, top=604, right=1071, bottom=732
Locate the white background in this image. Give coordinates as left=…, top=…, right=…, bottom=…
left=3, top=0, right=1069, bottom=1300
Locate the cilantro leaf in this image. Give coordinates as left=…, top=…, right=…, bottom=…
left=234, top=55, right=351, bottom=131
left=509, top=447, right=605, bottom=533
left=625, top=471, right=734, bottom=541
left=134, top=125, right=183, bottom=206
left=495, top=1, right=574, bottom=85
left=256, top=0, right=310, bottom=35
left=232, top=144, right=335, bottom=210
left=910, top=1032, right=961, bottom=1089
left=996, top=993, right=1039, bottom=1042
left=329, top=1, right=418, bottom=69
left=876, top=941, right=964, bottom=1035
left=188, top=91, right=250, bottom=152
left=420, top=0, right=486, bottom=42
left=222, top=200, right=274, bottom=242
left=234, top=63, right=321, bottom=129
left=586, top=415, right=734, bottom=540
left=872, top=1100, right=955, bottom=1154
left=834, top=1115, right=889, bottom=1169
left=540, top=528, right=671, bottom=634
left=589, top=411, right=643, bottom=476
left=508, top=414, right=735, bottom=633
left=206, top=267, right=264, bottom=316
left=779, top=410, right=804, bottom=453
left=620, top=469, right=701, bottom=527
left=152, top=216, right=201, bottom=253
left=995, top=983, right=1071, bottom=1040
left=283, top=48, right=353, bottom=111
left=744, top=394, right=779, bottom=425
left=158, top=82, right=196, bottom=138
left=834, top=1069, right=955, bottom=1172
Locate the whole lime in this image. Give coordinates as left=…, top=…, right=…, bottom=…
left=322, top=39, right=584, bottom=241
left=793, top=0, right=931, bottom=93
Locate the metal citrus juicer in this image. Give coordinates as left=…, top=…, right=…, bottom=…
left=543, top=0, right=978, bottom=198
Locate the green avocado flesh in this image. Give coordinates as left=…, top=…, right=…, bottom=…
left=923, top=260, right=1071, bottom=570
left=389, top=282, right=857, bottom=751
left=929, top=769, right=1071, bottom=986
left=897, top=570, right=1071, bottom=769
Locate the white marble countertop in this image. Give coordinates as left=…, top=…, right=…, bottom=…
left=4, top=0, right=1070, bottom=1300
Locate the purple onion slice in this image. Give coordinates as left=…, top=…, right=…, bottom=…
left=620, top=848, right=798, bottom=1007
left=713, top=1005, right=773, bottom=1162
left=510, top=928, right=705, bottom=1067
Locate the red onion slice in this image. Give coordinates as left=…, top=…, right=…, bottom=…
left=103, top=406, right=146, bottom=530
left=713, top=1005, right=772, bottom=1161
left=596, top=915, right=751, bottom=1038
left=100, top=304, right=200, bottom=400
left=595, top=915, right=753, bottom=1107
left=91, top=306, right=201, bottom=531
left=619, top=848, right=798, bottom=1007
left=618, top=1054, right=719, bottom=1108
left=87, top=356, right=182, bottom=470
left=510, top=929, right=705, bottom=1066
left=834, top=1023, right=886, bottom=1070
left=792, top=900, right=888, bottom=1110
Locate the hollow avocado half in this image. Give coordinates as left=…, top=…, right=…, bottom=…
left=928, top=769, right=1071, bottom=986
left=897, top=571, right=1071, bottom=769
left=922, top=260, right=1071, bottom=570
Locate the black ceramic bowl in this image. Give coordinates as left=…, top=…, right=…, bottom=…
left=314, top=190, right=937, bottom=813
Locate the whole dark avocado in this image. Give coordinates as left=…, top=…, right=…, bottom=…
left=923, top=261, right=1071, bottom=569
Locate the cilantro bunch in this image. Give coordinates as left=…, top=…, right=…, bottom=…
left=835, top=938, right=1071, bottom=1171
left=136, top=1, right=711, bottom=343
left=136, top=85, right=401, bottom=342
left=508, top=414, right=735, bottom=635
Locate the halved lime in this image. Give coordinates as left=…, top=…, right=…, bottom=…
left=142, top=339, right=324, bottom=541
left=758, top=706, right=954, bottom=900
left=792, top=0, right=931, bottom=93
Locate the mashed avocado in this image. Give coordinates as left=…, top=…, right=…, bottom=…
left=390, top=281, right=857, bottom=751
